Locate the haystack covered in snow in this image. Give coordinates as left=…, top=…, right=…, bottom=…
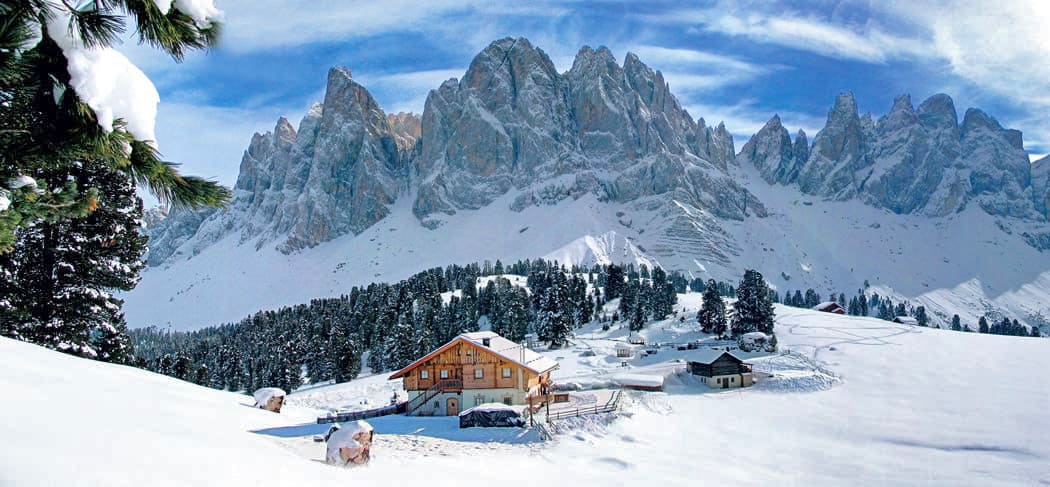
left=738, top=332, right=776, bottom=352
left=325, top=420, right=374, bottom=466
left=458, top=403, right=525, bottom=428
left=252, top=387, right=286, bottom=413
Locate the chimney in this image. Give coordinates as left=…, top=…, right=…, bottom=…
left=482, top=337, right=491, bottom=347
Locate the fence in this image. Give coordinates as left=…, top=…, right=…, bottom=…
left=544, top=389, right=623, bottom=421
left=316, top=402, right=406, bottom=424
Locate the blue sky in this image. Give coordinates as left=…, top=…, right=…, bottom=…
left=127, top=0, right=1050, bottom=192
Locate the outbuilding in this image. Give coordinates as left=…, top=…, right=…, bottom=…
left=628, top=333, right=646, bottom=345
left=893, top=316, right=919, bottom=325
left=686, top=349, right=753, bottom=389
left=614, top=342, right=635, bottom=358
left=813, top=302, right=846, bottom=314
left=611, top=373, right=665, bottom=391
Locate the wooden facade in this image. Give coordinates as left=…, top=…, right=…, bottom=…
left=687, top=350, right=754, bottom=389
left=688, top=353, right=752, bottom=377
left=395, top=340, right=550, bottom=393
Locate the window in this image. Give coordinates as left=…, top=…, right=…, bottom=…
left=502, top=367, right=512, bottom=378
left=503, top=396, right=513, bottom=405
left=420, top=370, right=429, bottom=379
left=440, top=369, right=449, bottom=379
left=717, top=378, right=722, bottom=385
left=475, top=369, right=484, bottom=379
left=731, top=377, right=735, bottom=383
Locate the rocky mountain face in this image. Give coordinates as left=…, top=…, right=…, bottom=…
left=737, top=92, right=1044, bottom=222
left=1034, top=155, right=1050, bottom=218
left=147, top=37, right=1048, bottom=268
left=148, top=38, right=762, bottom=265
left=148, top=68, right=412, bottom=263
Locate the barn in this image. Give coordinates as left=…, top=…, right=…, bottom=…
left=813, top=302, right=846, bottom=314
left=686, top=349, right=753, bottom=389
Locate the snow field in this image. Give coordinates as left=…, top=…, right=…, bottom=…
left=3, top=301, right=1048, bottom=485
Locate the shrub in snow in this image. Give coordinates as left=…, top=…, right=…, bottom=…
left=252, top=387, right=286, bottom=413
left=325, top=421, right=374, bottom=466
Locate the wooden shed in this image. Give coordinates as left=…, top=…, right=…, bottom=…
left=813, top=302, right=846, bottom=314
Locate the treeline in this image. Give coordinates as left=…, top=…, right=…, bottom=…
left=131, top=259, right=689, bottom=392
left=782, top=282, right=1040, bottom=337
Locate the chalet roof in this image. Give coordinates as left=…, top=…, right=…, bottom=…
left=813, top=301, right=844, bottom=311
left=893, top=316, right=918, bottom=325
left=388, top=331, right=558, bottom=380
left=685, top=348, right=748, bottom=365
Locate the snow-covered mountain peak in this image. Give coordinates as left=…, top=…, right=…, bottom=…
left=130, top=38, right=1050, bottom=332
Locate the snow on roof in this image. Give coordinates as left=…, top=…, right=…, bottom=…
left=388, top=331, right=558, bottom=380
left=685, top=348, right=748, bottom=365
left=813, top=302, right=842, bottom=310
left=614, top=342, right=635, bottom=349
left=742, top=332, right=769, bottom=340
left=252, top=387, right=286, bottom=405
left=893, top=316, right=919, bottom=324
left=458, top=402, right=522, bottom=416
left=611, top=374, right=665, bottom=388
left=460, top=331, right=559, bottom=374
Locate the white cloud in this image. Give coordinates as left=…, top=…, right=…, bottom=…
left=622, top=45, right=775, bottom=94
left=653, top=4, right=929, bottom=63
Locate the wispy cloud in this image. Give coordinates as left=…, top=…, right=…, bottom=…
left=624, top=45, right=775, bottom=94
left=657, top=0, right=1050, bottom=154
left=650, top=5, right=928, bottom=63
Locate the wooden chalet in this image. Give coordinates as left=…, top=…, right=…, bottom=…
left=813, top=302, right=846, bottom=314
left=389, top=331, right=558, bottom=416
left=686, top=349, right=754, bottom=389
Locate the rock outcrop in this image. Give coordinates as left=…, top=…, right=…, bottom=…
left=739, top=91, right=1045, bottom=222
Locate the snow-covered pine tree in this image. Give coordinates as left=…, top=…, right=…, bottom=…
left=915, top=306, right=929, bottom=327
left=604, top=264, right=625, bottom=300
left=698, top=279, right=727, bottom=336
left=951, top=314, right=962, bottom=331
left=731, top=270, right=775, bottom=336
left=0, top=162, right=146, bottom=360
left=629, top=298, right=646, bottom=331
left=978, top=316, right=989, bottom=333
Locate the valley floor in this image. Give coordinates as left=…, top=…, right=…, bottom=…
left=2, top=303, right=1047, bottom=486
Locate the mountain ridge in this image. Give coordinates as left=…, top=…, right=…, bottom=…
left=132, top=37, right=1050, bottom=331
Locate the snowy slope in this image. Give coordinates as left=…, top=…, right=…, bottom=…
left=124, top=165, right=1050, bottom=331
left=6, top=303, right=1048, bottom=486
